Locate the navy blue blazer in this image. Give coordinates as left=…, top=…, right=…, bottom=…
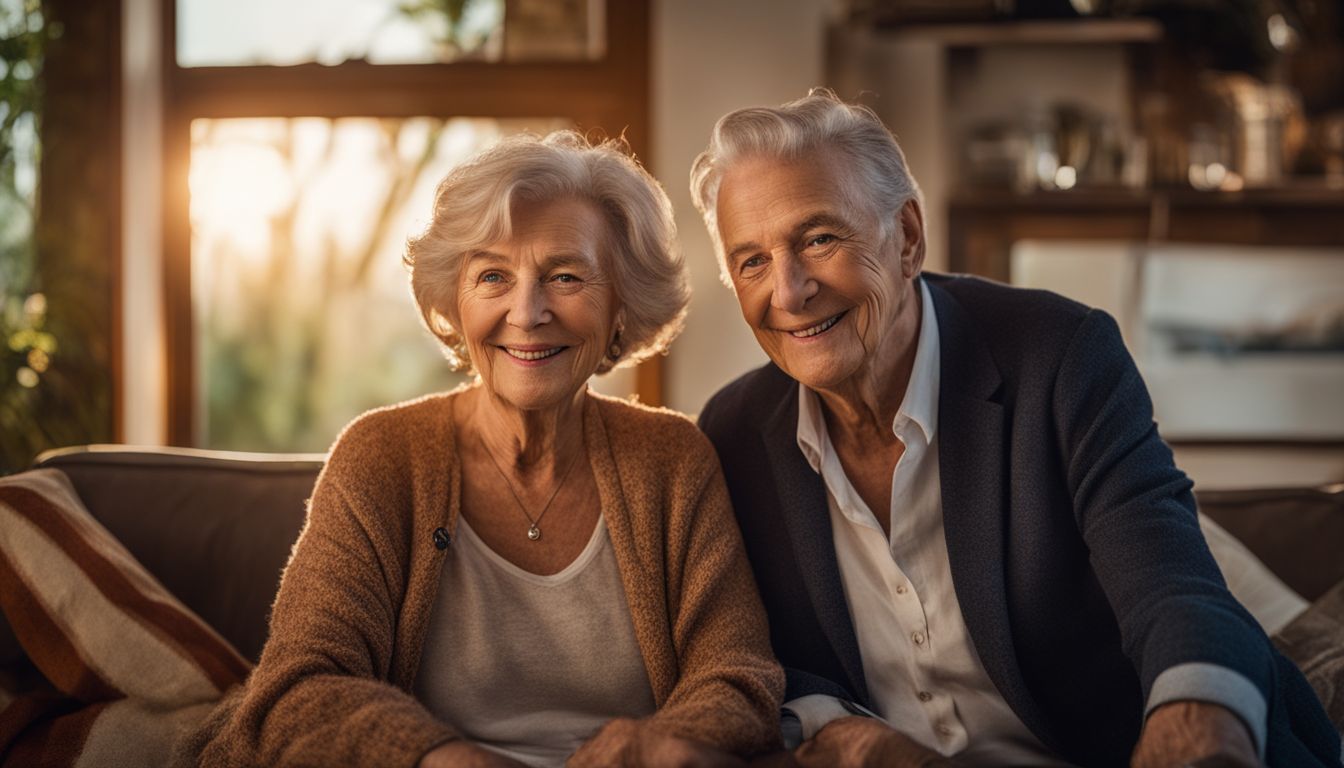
left=699, top=273, right=1338, bottom=767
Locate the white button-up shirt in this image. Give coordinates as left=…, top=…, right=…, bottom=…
left=794, top=279, right=1066, bottom=765
left=786, top=279, right=1269, bottom=764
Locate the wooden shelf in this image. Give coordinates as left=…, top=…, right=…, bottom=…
left=951, top=187, right=1151, bottom=210
left=947, top=183, right=1344, bottom=282
left=877, top=18, right=1162, bottom=46
left=950, top=183, right=1344, bottom=211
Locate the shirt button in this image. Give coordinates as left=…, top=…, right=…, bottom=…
left=912, top=631, right=926, bottom=646
left=918, top=691, right=933, bottom=702
left=895, top=584, right=908, bottom=595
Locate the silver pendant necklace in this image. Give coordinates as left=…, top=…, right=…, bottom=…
left=477, top=432, right=583, bottom=541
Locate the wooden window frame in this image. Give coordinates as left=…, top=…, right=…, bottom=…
left=160, top=0, right=654, bottom=446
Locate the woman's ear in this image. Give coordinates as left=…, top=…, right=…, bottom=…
left=605, top=307, right=627, bottom=367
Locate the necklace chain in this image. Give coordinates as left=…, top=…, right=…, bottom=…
left=477, top=432, right=584, bottom=542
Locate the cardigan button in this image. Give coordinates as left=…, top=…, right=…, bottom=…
left=432, top=527, right=452, bottom=550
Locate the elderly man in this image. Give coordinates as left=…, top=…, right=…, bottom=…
left=692, top=90, right=1337, bottom=767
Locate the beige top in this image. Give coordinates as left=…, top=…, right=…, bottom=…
left=414, top=517, right=655, bottom=767
left=187, top=386, right=783, bottom=767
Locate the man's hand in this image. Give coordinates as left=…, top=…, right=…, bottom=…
left=1131, top=701, right=1259, bottom=768
left=792, top=716, right=950, bottom=768
left=419, top=739, right=530, bottom=768
left=568, top=717, right=746, bottom=768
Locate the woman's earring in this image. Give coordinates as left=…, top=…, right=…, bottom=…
left=608, top=321, right=624, bottom=362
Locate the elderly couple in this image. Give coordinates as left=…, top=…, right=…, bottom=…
left=188, top=91, right=1337, bottom=767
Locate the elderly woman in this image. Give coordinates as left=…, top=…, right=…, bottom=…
left=189, top=131, right=783, bottom=767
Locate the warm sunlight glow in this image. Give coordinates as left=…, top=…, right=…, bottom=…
left=189, top=138, right=294, bottom=257
left=188, top=116, right=570, bottom=451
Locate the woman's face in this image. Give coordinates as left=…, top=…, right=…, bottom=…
left=457, top=196, right=619, bottom=412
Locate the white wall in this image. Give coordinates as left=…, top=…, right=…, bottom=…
left=827, top=31, right=950, bottom=273
left=653, top=0, right=833, bottom=415
left=122, top=0, right=167, bottom=445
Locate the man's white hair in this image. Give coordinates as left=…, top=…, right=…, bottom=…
left=689, top=88, right=924, bottom=285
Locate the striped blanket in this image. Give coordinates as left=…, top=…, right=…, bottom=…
left=0, top=469, right=249, bottom=767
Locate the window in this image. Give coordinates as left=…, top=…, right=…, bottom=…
left=190, top=116, right=572, bottom=450
left=177, top=0, right=605, bottom=67
left=163, top=0, right=651, bottom=448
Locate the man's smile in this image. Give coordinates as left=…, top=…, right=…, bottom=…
left=782, top=310, right=848, bottom=339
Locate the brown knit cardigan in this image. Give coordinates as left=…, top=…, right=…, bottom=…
left=187, top=387, right=784, bottom=767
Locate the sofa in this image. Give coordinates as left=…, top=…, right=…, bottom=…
left=18, top=446, right=327, bottom=665
left=0, top=445, right=1341, bottom=765
left=0, top=446, right=324, bottom=766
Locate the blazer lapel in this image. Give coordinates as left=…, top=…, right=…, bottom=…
left=760, top=378, right=871, bottom=706
left=930, top=280, right=1055, bottom=748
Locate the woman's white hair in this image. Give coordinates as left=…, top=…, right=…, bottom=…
left=405, top=130, right=688, bottom=374
left=689, top=88, right=924, bottom=285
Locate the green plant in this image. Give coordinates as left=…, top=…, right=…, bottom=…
left=397, top=0, right=495, bottom=56
left=0, top=0, right=55, bottom=473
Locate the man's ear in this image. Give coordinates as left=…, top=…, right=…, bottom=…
left=896, top=198, right=926, bottom=279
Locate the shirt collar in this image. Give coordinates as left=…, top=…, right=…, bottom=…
left=902, top=277, right=940, bottom=445
left=796, top=277, right=940, bottom=470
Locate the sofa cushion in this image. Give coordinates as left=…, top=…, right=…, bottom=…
left=1273, top=578, right=1344, bottom=734
left=0, top=469, right=250, bottom=766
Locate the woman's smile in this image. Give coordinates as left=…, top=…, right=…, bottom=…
left=498, top=344, right=569, bottom=364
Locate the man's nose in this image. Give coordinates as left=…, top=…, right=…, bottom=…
left=771, top=253, right=818, bottom=313
left=506, top=281, right=551, bottom=329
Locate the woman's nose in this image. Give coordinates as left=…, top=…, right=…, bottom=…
left=506, top=281, right=551, bottom=329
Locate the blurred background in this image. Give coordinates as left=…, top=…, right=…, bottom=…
left=1, top=0, right=1341, bottom=488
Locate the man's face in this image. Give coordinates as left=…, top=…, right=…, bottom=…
left=715, top=149, right=923, bottom=393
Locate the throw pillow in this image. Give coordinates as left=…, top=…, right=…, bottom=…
left=1273, top=578, right=1344, bottom=734
left=0, top=469, right=250, bottom=767
left=1199, top=512, right=1308, bottom=635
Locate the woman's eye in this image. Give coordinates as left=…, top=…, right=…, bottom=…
left=551, top=273, right=580, bottom=284
left=479, top=272, right=505, bottom=284
left=741, top=255, right=765, bottom=271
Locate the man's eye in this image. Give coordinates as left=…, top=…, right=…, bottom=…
left=808, top=234, right=836, bottom=248
left=741, top=255, right=765, bottom=270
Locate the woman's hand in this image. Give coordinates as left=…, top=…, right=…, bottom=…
left=568, top=718, right=746, bottom=768
left=419, top=739, right=531, bottom=768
